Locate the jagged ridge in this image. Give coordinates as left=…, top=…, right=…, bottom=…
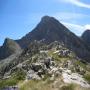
left=16, top=16, right=90, bottom=62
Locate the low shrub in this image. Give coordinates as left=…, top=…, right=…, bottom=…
left=60, top=84, right=75, bottom=90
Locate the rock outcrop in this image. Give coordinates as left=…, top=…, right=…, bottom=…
left=0, top=38, right=22, bottom=60
left=81, top=30, right=90, bottom=47
left=16, top=16, right=90, bottom=62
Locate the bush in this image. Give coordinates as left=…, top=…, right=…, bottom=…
left=13, top=70, right=26, bottom=80
left=84, top=74, right=90, bottom=84
left=60, top=84, right=75, bottom=90
left=75, top=61, right=86, bottom=69
left=0, top=78, right=18, bottom=89
left=0, top=69, right=26, bottom=89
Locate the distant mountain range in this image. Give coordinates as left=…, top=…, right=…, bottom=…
left=0, top=16, right=90, bottom=62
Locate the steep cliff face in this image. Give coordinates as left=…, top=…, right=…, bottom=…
left=16, top=16, right=90, bottom=62
left=0, top=38, right=22, bottom=60
left=0, top=16, right=90, bottom=90
left=81, top=30, right=90, bottom=46
left=17, top=16, right=72, bottom=48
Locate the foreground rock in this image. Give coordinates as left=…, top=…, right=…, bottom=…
left=62, top=69, right=90, bottom=88
left=2, top=86, right=18, bottom=90
left=26, top=57, right=61, bottom=80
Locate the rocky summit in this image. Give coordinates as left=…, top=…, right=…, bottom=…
left=81, top=30, right=90, bottom=47
left=16, top=16, right=90, bottom=62
left=0, top=16, right=90, bottom=90
left=0, top=38, right=22, bottom=60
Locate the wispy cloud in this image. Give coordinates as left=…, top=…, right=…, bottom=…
left=58, top=0, right=90, bottom=9
left=52, top=12, right=90, bottom=22
left=84, top=24, right=90, bottom=30
left=51, top=12, right=90, bottom=35
left=62, top=22, right=84, bottom=31
left=27, top=12, right=90, bottom=36
left=62, top=22, right=84, bottom=35
left=61, top=22, right=90, bottom=36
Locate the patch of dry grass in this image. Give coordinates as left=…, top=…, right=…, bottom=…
left=18, top=75, right=90, bottom=90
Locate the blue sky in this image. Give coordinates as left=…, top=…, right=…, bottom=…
left=0, top=0, right=90, bottom=45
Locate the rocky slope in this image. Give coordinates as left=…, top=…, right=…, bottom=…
left=16, top=16, right=90, bottom=62
left=0, top=38, right=22, bottom=60
left=0, top=41, right=90, bottom=90
left=81, top=30, right=90, bottom=47
left=0, top=16, right=90, bottom=90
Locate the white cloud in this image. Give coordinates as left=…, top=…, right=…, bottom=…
left=28, top=12, right=90, bottom=36
left=52, top=12, right=90, bottom=21
left=51, top=12, right=90, bottom=35
left=84, top=24, right=90, bottom=30
left=61, top=22, right=90, bottom=36
left=58, top=0, right=90, bottom=9
left=61, top=22, right=84, bottom=35
left=62, top=22, right=84, bottom=31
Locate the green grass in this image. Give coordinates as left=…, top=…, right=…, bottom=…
left=75, top=61, right=86, bottom=69
left=12, top=68, right=26, bottom=80
left=0, top=68, right=26, bottom=89
left=47, top=49, right=55, bottom=57
left=60, top=84, right=75, bottom=90
left=84, top=73, right=90, bottom=84
left=0, top=78, right=18, bottom=89
left=19, top=80, right=47, bottom=90
left=19, top=73, right=55, bottom=90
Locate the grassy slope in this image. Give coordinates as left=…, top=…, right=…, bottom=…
left=0, top=48, right=90, bottom=90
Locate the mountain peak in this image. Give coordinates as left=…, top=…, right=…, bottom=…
left=81, top=30, right=90, bottom=46
left=41, top=16, right=59, bottom=24
left=16, top=16, right=90, bottom=62
left=0, top=38, right=22, bottom=60
left=17, top=16, right=69, bottom=48
left=82, top=30, right=90, bottom=39
left=5, top=37, right=10, bottom=41
left=84, top=29, right=90, bottom=32
left=3, top=38, right=14, bottom=45
left=41, top=16, right=54, bottom=21
left=41, top=16, right=51, bottom=20
left=3, top=38, right=19, bottom=48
